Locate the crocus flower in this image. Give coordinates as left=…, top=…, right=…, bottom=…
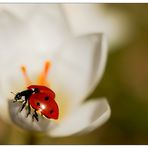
left=0, top=4, right=111, bottom=137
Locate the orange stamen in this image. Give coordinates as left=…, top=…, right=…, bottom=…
left=21, top=66, right=32, bottom=86
left=37, top=61, right=51, bottom=86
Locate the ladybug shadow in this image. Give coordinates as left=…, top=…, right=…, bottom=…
left=8, top=99, right=53, bottom=132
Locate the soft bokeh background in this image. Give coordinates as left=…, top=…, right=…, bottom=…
left=0, top=3, right=148, bottom=145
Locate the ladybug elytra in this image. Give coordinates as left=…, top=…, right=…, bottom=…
left=13, top=85, right=59, bottom=121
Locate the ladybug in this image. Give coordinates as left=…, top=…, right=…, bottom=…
left=13, top=85, right=59, bottom=121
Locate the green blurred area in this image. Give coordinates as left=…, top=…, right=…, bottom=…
left=1, top=4, right=148, bottom=145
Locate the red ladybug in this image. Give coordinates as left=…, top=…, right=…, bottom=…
left=13, top=85, right=59, bottom=121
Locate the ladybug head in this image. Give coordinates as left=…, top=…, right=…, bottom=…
left=14, top=92, right=22, bottom=101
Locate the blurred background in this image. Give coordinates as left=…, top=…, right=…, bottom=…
left=0, top=3, right=148, bottom=145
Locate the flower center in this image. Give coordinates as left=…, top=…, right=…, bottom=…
left=21, top=61, right=51, bottom=87
left=19, top=61, right=59, bottom=120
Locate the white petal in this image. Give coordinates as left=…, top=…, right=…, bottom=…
left=63, top=4, right=132, bottom=47
left=0, top=4, right=38, bottom=19
left=48, top=98, right=111, bottom=137
left=8, top=100, right=51, bottom=131
left=50, top=34, right=107, bottom=106
left=0, top=4, right=71, bottom=55
left=63, top=4, right=103, bottom=34
left=0, top=96, right=10, bottom=122
left=0, top=4, right=66, bottom=21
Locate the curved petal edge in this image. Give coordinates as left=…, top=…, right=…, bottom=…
left=48, top=98, right=111, bottom=137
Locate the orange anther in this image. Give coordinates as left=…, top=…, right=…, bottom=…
left=21, top=65, right=32, bottom=86
left=37, top=61, right=51, bottom=86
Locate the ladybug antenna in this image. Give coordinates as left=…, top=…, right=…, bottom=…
left=11, top=92, right=16, bottom=95
left=21, top=65, right=32, bottom=86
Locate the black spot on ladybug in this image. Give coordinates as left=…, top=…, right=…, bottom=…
left=36, top=102, right=40, bottom=106
left=50, top=109, right=54, bottom=114
left=44, top=96, right=49, bottom=101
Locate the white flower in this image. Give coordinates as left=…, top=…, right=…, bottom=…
left=0, top=4, right=111, bottom=137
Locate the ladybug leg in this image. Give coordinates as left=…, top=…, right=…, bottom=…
left=26, top=104, right=31, bottom=117
left=20, top=93, right=31, bottom=112
left=32, top=110, right=39, bottom=122
left=32, top=114, right=38, bottom=122
left=20, top=100, right=27, bottom=112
